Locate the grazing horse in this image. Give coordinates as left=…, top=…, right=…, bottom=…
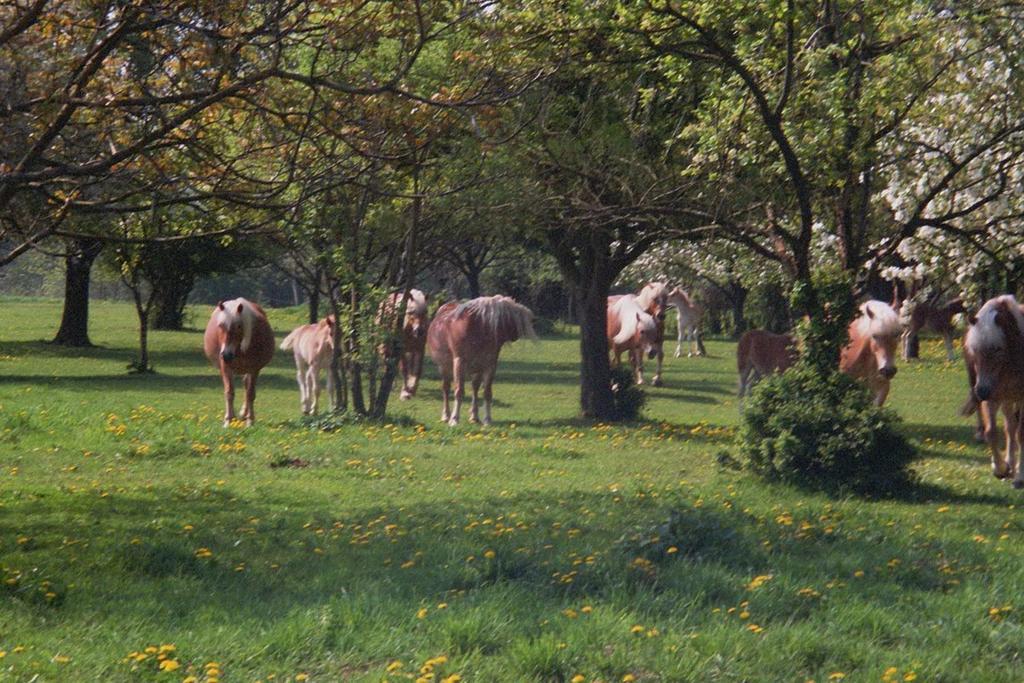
left=280, top=316, right=335, bottom=415
left=203, top=298, right=275, bottom=427
left=897, top=295, right=965, bottom=361
left=961, top=295, right=1024, bottom=484
left=667, top=286, right=706, bottom=358
left=607, top=294, right=660, bottom=385
left=427, top=295, right=536, bottom=426
left=736, top=300, right=901, bottom=406
left=380, top=289, right=430, bottom=400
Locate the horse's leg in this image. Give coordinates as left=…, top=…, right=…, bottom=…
left=325, top=358, right=335, bottom=412
left=242, top=373, right=257, bottom=426
left=296, top=358, right=308, bottom=414
left=440, top=373, right=451, bottom=423
left=448, top=357, right=464, bottom=426
left=308, top=361, right=321, bottom=415
left=983, top=400, right=1009, bottom=478
left=482, top=366, right=495, bottom=426
left=1002, top=403, right=1020, bottom=482
left=674, top=322, right=684, bottom=358
left=695, top=327, right=707, bottom=357
left=1014, top=405, right=1024, bottom=488
left=399, top=351, right=413, bottom=401
left=942, top=332, right=955, bottom=362
left=411, top=350, right=423, bottom=397
left=469, top=373, right=482, bottom=424
left=652, top=344, right=664, bottom=387
left=901, top=329, right=911, bottom=361
left=221, top=367, right=235, bottom=427
left=633, top=348, right=644, bottom=385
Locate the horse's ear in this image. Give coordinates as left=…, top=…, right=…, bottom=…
left=865, top=306, right=875, bottom=319
left=236, top=303, right=244, bottom=314
left=636, top=312, right=642, bottom=322
left=217, top=301, right=225, bottom=311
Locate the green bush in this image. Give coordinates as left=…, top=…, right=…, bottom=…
left=609, top=365, right=646, bottom=421
left=738, top=364, right=917, bottom=496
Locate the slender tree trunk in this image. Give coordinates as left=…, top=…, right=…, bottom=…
left=151, top=278, right=193, bottom=330
left=730, top=283, right=747, bottom=337
left=577, top=275, right=616, bottom=420
left=464, top=266, right=482, bottom=299
left=307, top=287, right=320, bottom=324
left=52, top=238, right=102, bottom=346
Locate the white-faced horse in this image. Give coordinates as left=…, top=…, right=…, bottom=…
left=379, top=289, right=430, bottom=400
left=280, top=316, right=335, bottom=415
left=203, top=298, right=275, bottom=427
left=737, top=300, right=901, bottom=406
left=962, top=295, right=1024, bottom=484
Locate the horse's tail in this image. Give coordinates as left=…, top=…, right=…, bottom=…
left=280, top=327, right=302, bottom=351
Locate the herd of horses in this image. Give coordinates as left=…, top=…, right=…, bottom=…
left=202, top=285, right=1024, bottom=488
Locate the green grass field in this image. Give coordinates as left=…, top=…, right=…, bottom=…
left=0, top=298, right=1019, bottom=682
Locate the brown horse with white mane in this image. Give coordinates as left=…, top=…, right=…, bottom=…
left=280, top=315, right=335, bottom=415
left=961, top=295, right=1024, bottom=485
left=379, top=289, right=430, bottom=400
left=427, top=295, right=536, bottom=426
left=737, top=300, right=901, bottom=406
left=607, top=294, right=661, bottom=385
left=203, top=298, right=275, bottom=426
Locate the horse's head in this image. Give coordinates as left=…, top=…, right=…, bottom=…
left=965, top=296, right=1024, bottom=400
left=319, top=314, right=336, bottom=349
left=402, top=290, right=429, bottom=340
left=216, top=301, right=248, bottom=363
left=635, top=311, right=659, bottom=359
left=861, top=302, right=900, bottom=380
left=641, top=282, right=669, bottom=321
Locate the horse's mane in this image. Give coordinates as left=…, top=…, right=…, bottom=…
left=856, top=300, right=901, bottom=338
left=455, top=295, right=537, bottom=342
left=220, top=298, right=258, bottom=352
left=636, top=282, right=669, bottom=309
left=612, top=295, right=657, bottom=345
left=966, top=295, right=1024, bottom=351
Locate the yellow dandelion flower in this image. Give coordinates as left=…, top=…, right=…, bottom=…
left=828, top=673, right=845, bottom=680
left=903, top=674, right=917, bottom=682
left=441, top=676, right=462, bottom=683
left=53, top=655, right=70, bottom=663
left=158, top=659, right=180, bottom=672
left=630, top=624, right=645, bottom=634
left=387, top=661, right=403, bottom=672
left=417, top=607, right=429, bottom=619
left=622, top=675, right=637, bottom=683
left=484, top=549, right=496, bottom=559
left=295, top=675, right=309, bottom=682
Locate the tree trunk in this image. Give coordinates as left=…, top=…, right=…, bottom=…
left=150, top=278, right=193, bottom=330
left=576, top=273, right=616, bottom=420
left=730, top=283, right=747, bottom=337
left=464, top=266, right=482, bottom=299
left=52, top=237, right=103, bottom=346
left=307, top=287, right=320, bottom=324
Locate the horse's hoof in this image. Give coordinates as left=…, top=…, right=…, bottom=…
left=447, top=418, right=460, bottom=427
left=652, top=378, right=664, bottom=387
left=994, top=467, right=1010, bottom=480
left=222, top=421, right=231, bottom=428
left=1014, top=479, right=1024, bottom=490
